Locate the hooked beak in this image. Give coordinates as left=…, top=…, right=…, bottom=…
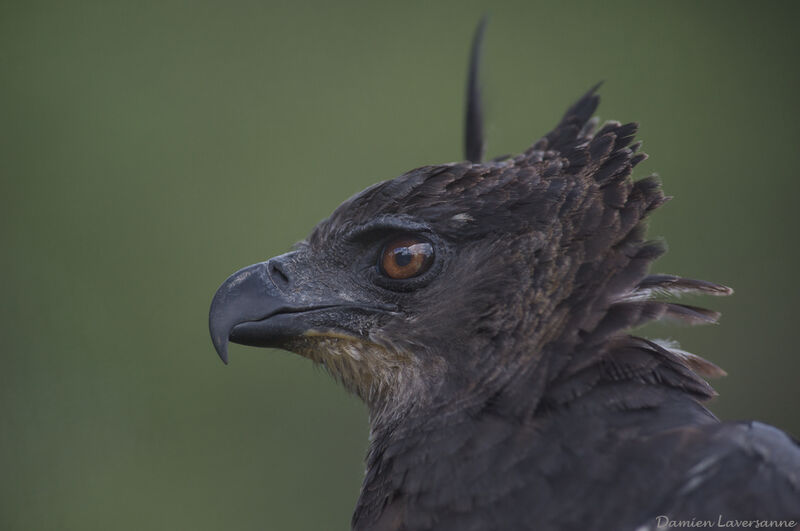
left=210, top=255, right=400, bottom=365
left=208, top=261, right=293, bottom=364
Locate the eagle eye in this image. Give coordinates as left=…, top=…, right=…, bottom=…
left=379, top=236, right=434, bottom=280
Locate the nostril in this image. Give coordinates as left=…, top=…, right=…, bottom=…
left=268, top=261, right=291, bottom=290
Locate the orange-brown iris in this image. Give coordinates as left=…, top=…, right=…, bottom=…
left=380, top=237, right=434, bottom=280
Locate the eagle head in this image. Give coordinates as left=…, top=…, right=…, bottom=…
left=209, top=25, right=730, bottom=419
left=210, top=84, right=729, bottom=418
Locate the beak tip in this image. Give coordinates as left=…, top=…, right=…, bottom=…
left=210, top=298, right=232, bottom=365
left=211, top=334, right=230, bottom=365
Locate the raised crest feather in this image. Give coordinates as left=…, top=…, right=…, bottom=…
left=464, top=16, right=488, bottom=163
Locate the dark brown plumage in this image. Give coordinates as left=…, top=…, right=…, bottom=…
left=209, top=22, right=800, bottom=531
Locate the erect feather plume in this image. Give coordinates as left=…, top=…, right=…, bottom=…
left=464, top=16, right=487, bottom=163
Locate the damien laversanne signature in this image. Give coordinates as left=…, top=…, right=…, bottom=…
left=654, top=515, right=799, bottom=529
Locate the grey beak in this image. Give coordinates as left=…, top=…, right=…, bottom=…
left=208, top=261, right=289, bottom=364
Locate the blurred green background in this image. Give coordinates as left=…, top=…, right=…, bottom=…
left=1, top=1, right=798, bottom=529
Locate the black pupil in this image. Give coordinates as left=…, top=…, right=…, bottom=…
left=394, top=248, right=412, bottom=267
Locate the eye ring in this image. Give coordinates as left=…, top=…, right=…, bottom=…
left=379, top=236, right=434, bottom=280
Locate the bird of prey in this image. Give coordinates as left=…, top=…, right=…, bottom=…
left=209, top=21, right=800, bottom=531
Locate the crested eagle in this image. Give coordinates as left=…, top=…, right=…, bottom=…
left=209, top=21, right=800, bottom=531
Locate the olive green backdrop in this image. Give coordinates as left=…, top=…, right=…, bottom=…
left=2, top=1, right=798, bottom=530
